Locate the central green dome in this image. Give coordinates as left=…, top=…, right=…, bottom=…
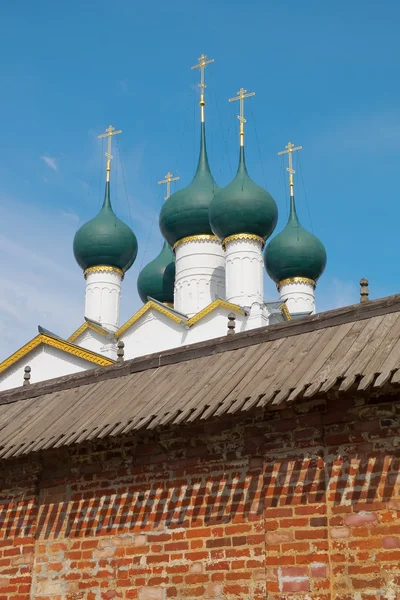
left=264, top=195, right=327, bottom=284
left=73, top=181, right=138, bottom=272
left=159, top=123, right=218, bottom=246
left=209, top=147, right=278, bottom=241
left=137, top=241, right=175, bottom=304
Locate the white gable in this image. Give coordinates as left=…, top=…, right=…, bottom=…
left=71, top=329, right=109, bottom=355
left=0, top=345, right=101, bottom=392
left=121, top=308, right=183, bottom=359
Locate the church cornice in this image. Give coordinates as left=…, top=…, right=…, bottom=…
left=116, top=301, right=186, bottom=337
left=278, top=302, right=292, bottom=321
left=278, top=277, right=316, bottom=290
left=84, top=265, right=124, bottom=280
left=68, top=322, right=111, bottom=343
left=187, top=299, right=245, bottom=326
left=173, top=235, right=220, bottom=251
left=222, top=233, right=265, bottom=251
left=0, top=334, right=115, bottom=375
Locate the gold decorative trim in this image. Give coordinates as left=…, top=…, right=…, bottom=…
left=278, top=277, right=316, bottom=290
left=116, top=301, right=184, bottom=337
left=163, top=302, right=174, bottom=308
left=0, top=334, right=114, bottom=375
left=222, top=233, right=265, bottom=250
left=84, top=265, right=124, bottom=280
left=279, top=303, right=292, bottom=321
left=187, top=299, right=245, bottom=327
left=173, top=235, right=219, bottom=251
left=68, top=322, right=109, bottom=343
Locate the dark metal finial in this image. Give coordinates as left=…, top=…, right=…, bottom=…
left=360, top=278, right=369, bottom=304
left=23, top=365, right=31, bottom=386
left=227, top=312, right=236, bottom=336
left=117, top=340, right=125, bottom=363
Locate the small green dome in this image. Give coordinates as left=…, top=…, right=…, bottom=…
left=209, top=147, right=278, bottom=241
left=137, top=241, right=175, bottom=304
left=73, top=182, right=138, bottom=272
left=264, top=195, right=327, bottom=284
left=159, top=123, right=218, bottom=246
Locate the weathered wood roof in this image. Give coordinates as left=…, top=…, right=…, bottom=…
left=1, top=295, right=400, bottom=459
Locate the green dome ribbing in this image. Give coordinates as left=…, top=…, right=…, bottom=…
left=264, top=195, right=327, bottom=283
left=73, top=181, right=138, bottom=272
left=209, top=146, right=278, bottom=241
left=137, top=241, right=175, bottom=304
left=159, top=123, right=218, bottom=246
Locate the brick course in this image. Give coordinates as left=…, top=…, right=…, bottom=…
left=0, top=391, right=399, bottom=599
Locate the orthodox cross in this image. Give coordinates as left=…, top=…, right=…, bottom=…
left=229, top=88, right=255, bottom=146
left=191, top=54, right=214, bottom=122
left=278, top=141, right=302, bottom=196
left=158, top=172, right=180, bottom=200
left=98, top=125, right=123, bottom=182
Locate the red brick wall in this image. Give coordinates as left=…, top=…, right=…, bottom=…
left=0, top=459, right=39, bottom=600
left=0, top=392, right=399, bottom=599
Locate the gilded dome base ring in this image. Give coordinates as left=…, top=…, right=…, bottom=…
left=173, top=234, right=220, bottom=251
left=222, top=233, right=265, bottom=251
left=278, top=276, right=316, bottom=290
left=84, top=265, right=124, bottom=280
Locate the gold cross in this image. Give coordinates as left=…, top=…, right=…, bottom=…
left=98, top=125, right=123, bottom=182
left=278, top=141, right=302, bottom=195
left=229, top=88, right=255, bottom=146
left=191, top=54, right=214, bottom=123
left=158, top=172, right=180, bottom=200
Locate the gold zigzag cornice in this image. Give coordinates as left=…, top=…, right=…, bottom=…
left=68, top=322, right=110, bottom=343
left=187, top=299, right=245, bottom=326
left=278, top=303, right=292, bottom=321
left=278, top=276, right=316, bottom=290
left=0, top=334, right=114, bottom=375
left=84, top=265, right=124, bottom=280
left=173, top=234, right=219, bottom=251
left=116, top=298, right=291, bottom=338
left=116, top=301, right=185, bottom=337
left=222, top=233, right=265, bottom=250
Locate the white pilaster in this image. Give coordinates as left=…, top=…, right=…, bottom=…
left=278, top=277, right=316, bottom=316
left=174, top=236, right=225, bottom=317
left=224, top=234, right=264, bottom=307
left=84, top=266, right=123, bottom=332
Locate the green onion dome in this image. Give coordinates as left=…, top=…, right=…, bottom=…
left=159, top=123, right=218, bottom=246
left=264, top=195, right=327, bottom=284
left=209, top=146, right=278, bottom=242
left=137, top=241, right=175, bottom=304
left=73, top=181, right=138, bottom=272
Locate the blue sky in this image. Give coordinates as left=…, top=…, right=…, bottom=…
left=0, top=0, right=399, bottom=359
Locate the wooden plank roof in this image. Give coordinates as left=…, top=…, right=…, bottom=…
left=1, top=294, right=400, bottom=459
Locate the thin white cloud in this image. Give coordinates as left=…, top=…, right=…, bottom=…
left=118, top=78, right=128, bottom=92
left=40, top=155, right=58, bottom=171
left=318, top=277, right=359, bottom=312
left=0, top=193, right=154, bottom=361
left=60, top=210, right=80, bottom=224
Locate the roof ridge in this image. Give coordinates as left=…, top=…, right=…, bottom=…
left=1, top=293, right=400, bottom=406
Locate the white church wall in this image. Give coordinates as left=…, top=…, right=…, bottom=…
left=121, top=309, right=183, bottom=360
left=72, top=330, right=108, bottom=355
left=0, top=346, right=98, bottom=392
left=278, top=279, right=316, bottom=315
left=225, top=237, right=264, bottom=306
left=181, top=309, right=249, bottom=346
left=174, top=238, right=225, bottom=317
left=84, top=268, right=123, bottom=331
left=119, top=304, right=281, bottom=363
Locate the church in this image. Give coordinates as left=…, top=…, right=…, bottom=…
left=0, top=54, right=398, bottom=600
left=0, top=55, right=326, bottom=391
